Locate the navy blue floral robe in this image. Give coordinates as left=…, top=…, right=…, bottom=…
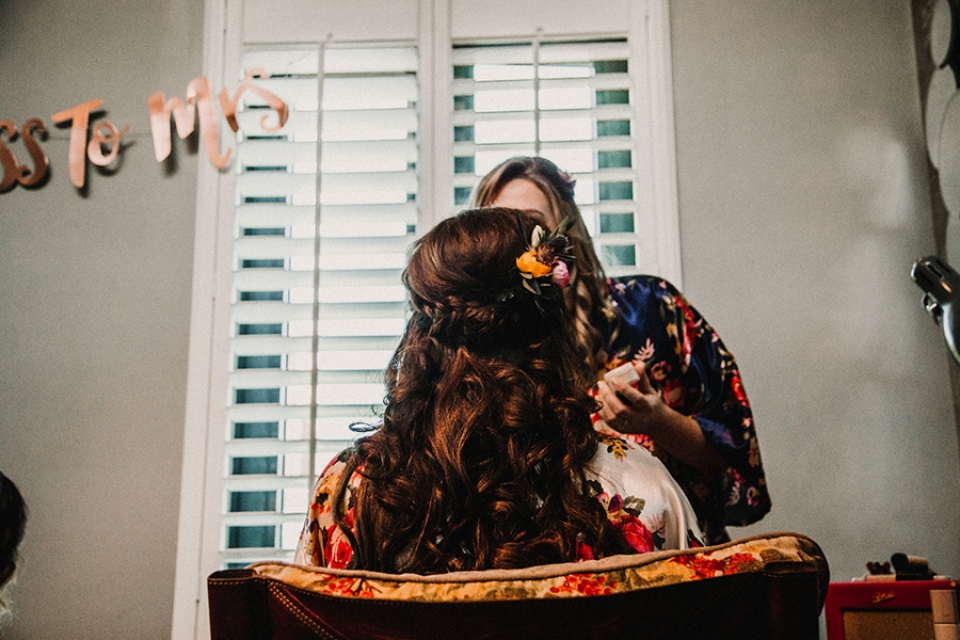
left=597, top=276, right=770, bottom=545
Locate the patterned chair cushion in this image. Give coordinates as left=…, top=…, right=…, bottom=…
left=208, top=531, right=829, bottom=640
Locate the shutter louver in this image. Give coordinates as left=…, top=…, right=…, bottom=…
left=452, top=39, right=642, bottom=276
left=221, top=45, right=417, bottom=568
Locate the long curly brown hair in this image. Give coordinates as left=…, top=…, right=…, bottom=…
left=333, top=208, right=631, bottom=573
left=472, top=156, right=617, bottom=372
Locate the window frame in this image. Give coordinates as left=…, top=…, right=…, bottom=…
left=171, top=1, right=679, bottom=638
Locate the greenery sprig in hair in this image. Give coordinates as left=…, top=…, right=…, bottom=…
left=498, top=215, right=575, bottom=302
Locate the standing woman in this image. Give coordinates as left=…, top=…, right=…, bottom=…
left=473, top=156, right=770, bottom=544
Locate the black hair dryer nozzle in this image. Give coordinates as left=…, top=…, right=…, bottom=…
left=912, top=255, right=960, bottom=367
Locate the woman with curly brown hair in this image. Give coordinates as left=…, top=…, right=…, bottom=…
left=295, top=208, right=702, bottom=573
left=473, top=157, right=770, bottom=545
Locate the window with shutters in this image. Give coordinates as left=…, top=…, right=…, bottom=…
left=173, top=2, right=678, bottom=637
left=451, top=38, right=646, bottom=277
left=222, top=45, right=418, bottom=569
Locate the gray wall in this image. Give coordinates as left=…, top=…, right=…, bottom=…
left=0, top=1, right=958, bottom=638
left=0, top=0, right=203, bottom=637
left=671, top=1, right=960, bottom=583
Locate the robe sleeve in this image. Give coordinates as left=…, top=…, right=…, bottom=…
left=294, top=450, right=361, bottom=569
left=605, top=276, right=770, bottom=542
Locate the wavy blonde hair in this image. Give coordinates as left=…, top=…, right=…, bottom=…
left=473, top=156, right=616, bottom=371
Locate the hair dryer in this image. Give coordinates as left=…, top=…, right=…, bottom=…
left=912, top=255, right=960, bottom=367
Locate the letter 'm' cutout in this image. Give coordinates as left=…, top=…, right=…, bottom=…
left=149, top=77, right=230, bottom=169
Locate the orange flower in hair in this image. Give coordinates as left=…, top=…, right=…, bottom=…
left=516, top=248, right=553, bottom=278
left=504, top=217, right=575, bottom=299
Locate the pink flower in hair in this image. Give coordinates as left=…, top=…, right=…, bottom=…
left=551, top=259, right=571, bottom=288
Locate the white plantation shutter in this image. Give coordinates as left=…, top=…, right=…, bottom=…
left=173, top=7, right=680, bottom=634
left=221, top=45, right=417, bottom=569
left=451, top=39, right=644, bottom=277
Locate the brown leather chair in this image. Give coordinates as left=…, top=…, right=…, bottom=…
left=207, top=531, right=829, bottom=640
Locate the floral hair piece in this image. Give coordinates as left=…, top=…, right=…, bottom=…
left=500, top=215, right=575, bottom=301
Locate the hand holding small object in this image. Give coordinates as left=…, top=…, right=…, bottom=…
left=596, top=362, right=667, bottom=436
left=597, top=361, right=724, bottom=473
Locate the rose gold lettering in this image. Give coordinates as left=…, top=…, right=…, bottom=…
left=219, top=67, right=289, bottom=134
left=87, top=121, right=129, bottom=167
left=18, top=119, right=50, bottom=187
left=148, top=91, right=195, bottom=161
left=0, top=120, right=19, bottom=192
left=51, top=98, right=102, bottom=188
left=149, top=76, right=230, bottom=169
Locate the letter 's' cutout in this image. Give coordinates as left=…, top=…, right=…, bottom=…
left=219, top=68, right=289, bottom=134
left=19, top=119, right=50, bottom=187
left=0, top=120, right=19, bottom=192
left=0, top=119, right=51, bottom=191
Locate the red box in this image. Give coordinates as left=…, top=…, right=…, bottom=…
left=825, top=579, right=959, bottom=640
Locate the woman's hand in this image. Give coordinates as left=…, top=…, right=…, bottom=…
left=596, top=362, right=723, bottom=473
left=596, top=362, right=666, bottom=436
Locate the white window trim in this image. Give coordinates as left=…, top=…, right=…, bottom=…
left=638, top=0, right=682, bottom=286
left=171, top=2, right=679, bottom=638
left=170, top=1, right=237, bottom=638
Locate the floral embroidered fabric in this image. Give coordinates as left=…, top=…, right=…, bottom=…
left=272, top=533, right=826, bottom=602
left=599, top=276, right=770, bottom=544
left=295, top=438, right=704, bottom=570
